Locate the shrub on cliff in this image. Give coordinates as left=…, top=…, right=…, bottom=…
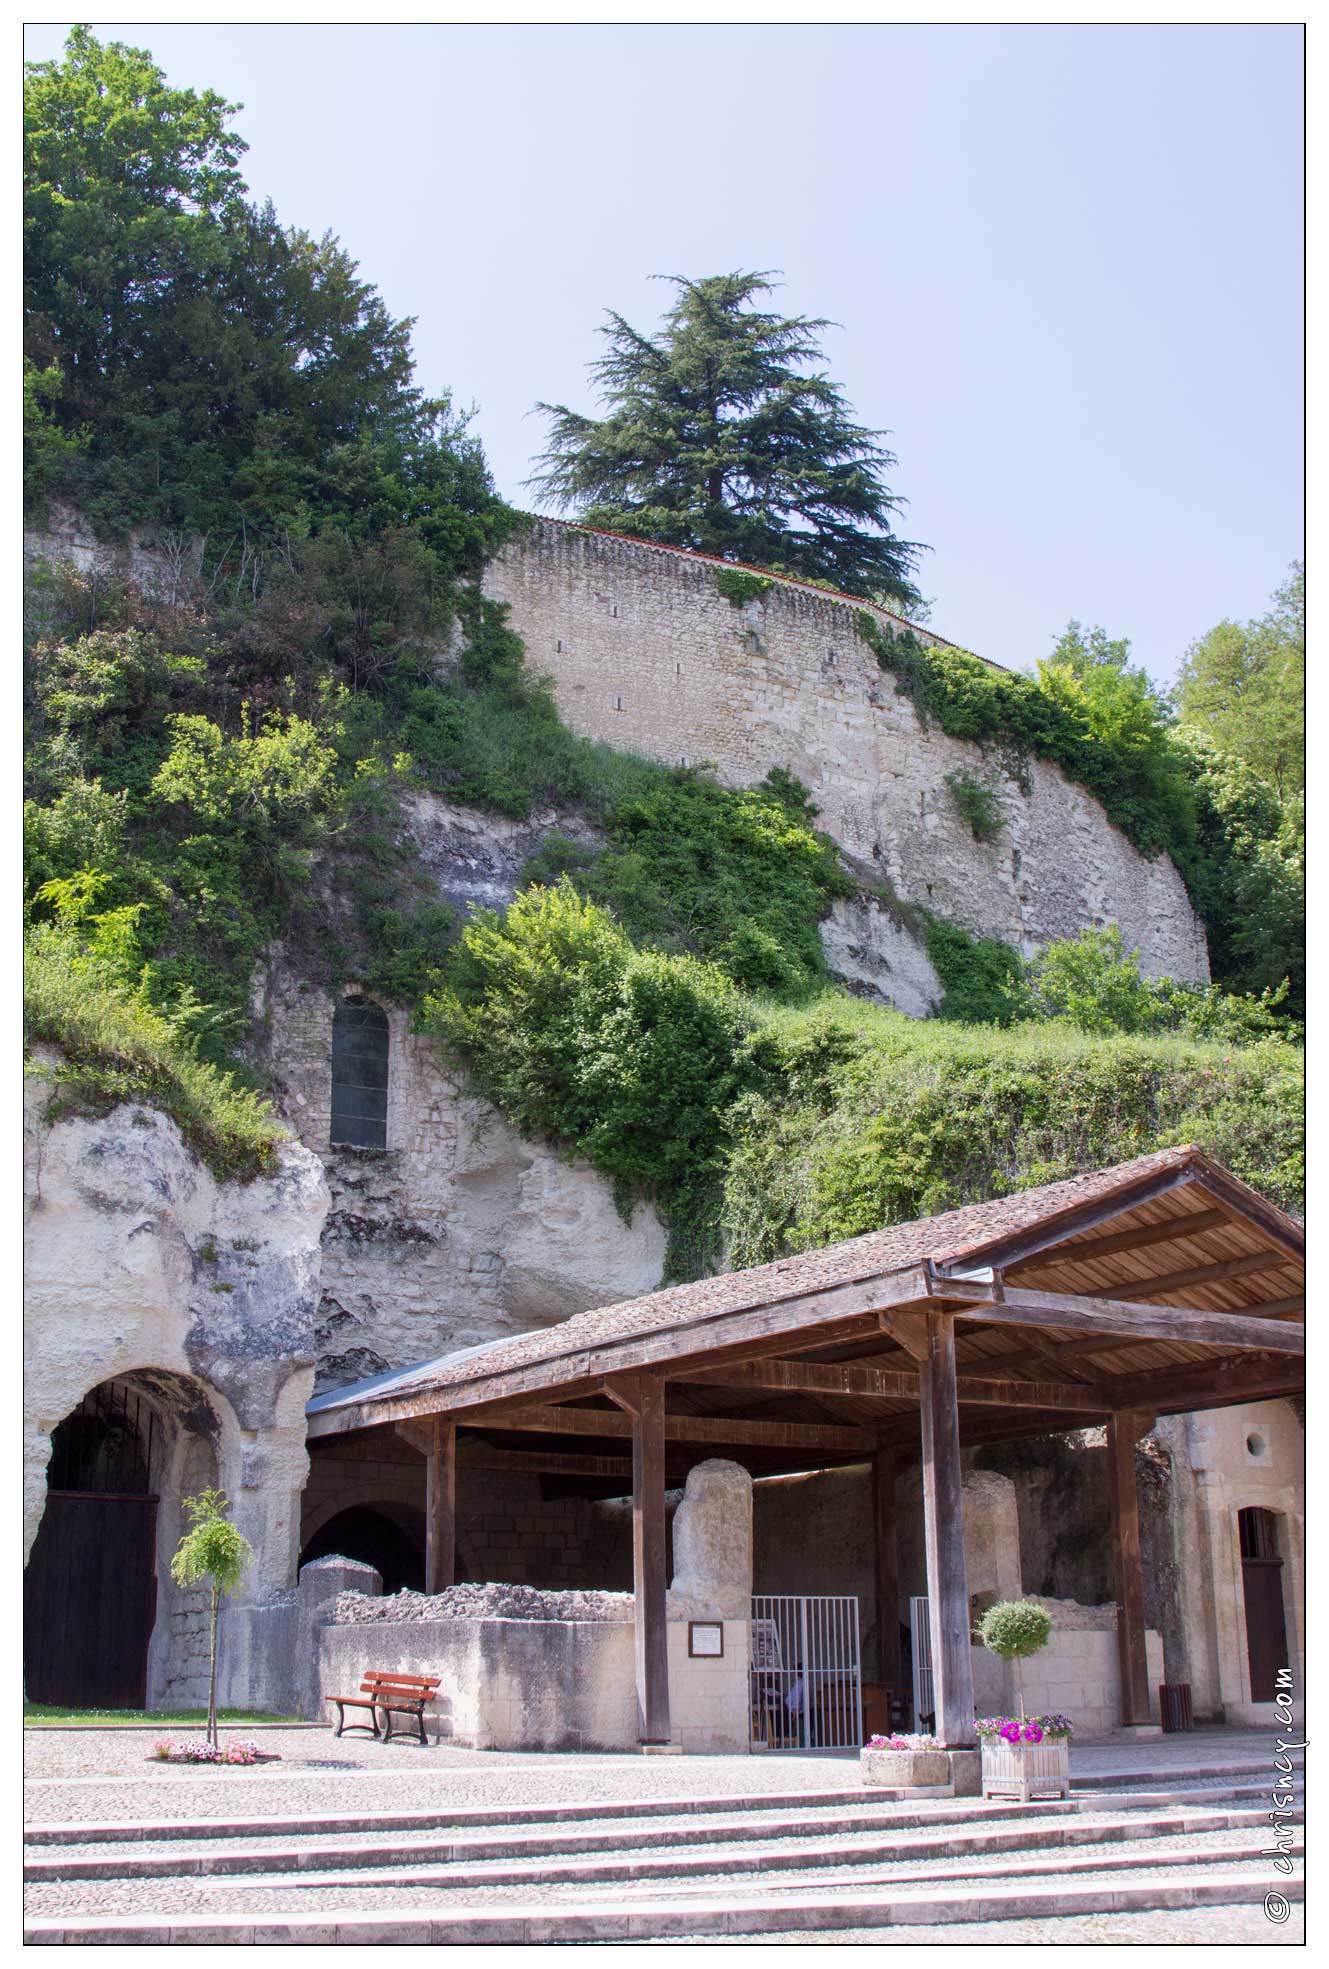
left=24, top=922, right=281, bottom=1179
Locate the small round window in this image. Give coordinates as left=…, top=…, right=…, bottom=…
left=1245, top=1431, right=1270, bottom=1463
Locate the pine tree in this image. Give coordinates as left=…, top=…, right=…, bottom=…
left=531, top=272, right=923, bottom=603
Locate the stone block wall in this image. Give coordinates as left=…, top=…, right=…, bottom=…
left=485, top=521, right=1209, bottom=980
left=254, top=952, right=668, bottom=1393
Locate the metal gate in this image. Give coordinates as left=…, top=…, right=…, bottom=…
left=910, top=1595, right=934, bottom=1732
left=750, top=1595, right=862, bottom=1750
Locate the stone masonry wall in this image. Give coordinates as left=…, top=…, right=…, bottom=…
left=254, top=952, right=668, bottom=1389
left=485, top=522, right=1209, bottom=980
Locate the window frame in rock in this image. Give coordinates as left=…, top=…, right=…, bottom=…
left=330, top=998, right=390, bottom=1151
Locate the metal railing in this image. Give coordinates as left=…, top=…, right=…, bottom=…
left=750, top=1594, right=862, bottom=1751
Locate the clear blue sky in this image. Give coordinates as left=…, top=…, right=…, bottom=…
left=25, top=22, right=1304, bottom=681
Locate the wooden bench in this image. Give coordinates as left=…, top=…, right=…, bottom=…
left=328, top=1672, right=441, bottom=1746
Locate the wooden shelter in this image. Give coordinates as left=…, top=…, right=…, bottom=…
left=306, top=1146, right=1304, bottom=1748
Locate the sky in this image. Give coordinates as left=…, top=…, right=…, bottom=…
left=24, top=21, right=1304, bottom=682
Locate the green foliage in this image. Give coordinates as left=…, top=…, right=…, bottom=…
left=24, top=921, right=280, bottom=1179
left=532, top=271, right=922, bottom=602
left=423, top=883, right=752, bottom=1274
left=924, top=920, right=1029, bottom=1026
left=1173, top=564, right=1303, bottom=807
left=523, top=768, right=853, bottom=1003
left=169, top=1487, right=254, bottom=1749
left=170, top=1488, right=254, bottom=1599
left=978, top=1600, right=1052, bottom=1661
left=855, top=610, right=1195, bottom=864
left=714, top=568, right=775, bottom=608
left=720, top=997, right=1303, bottom=1268
left=24, top=27, right=517, bottom=574
left=1025, top=927, right=1159, bottom=1035
left=1173, top=731, right=1304, bottom=1015
left=944, top=768, right=1005, bottom=843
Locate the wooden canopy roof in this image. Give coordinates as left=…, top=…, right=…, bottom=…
left=306, top=1146, right=1304, bottom=1484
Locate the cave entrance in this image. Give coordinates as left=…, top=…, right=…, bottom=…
left=24, top=1381, right=161, bottom=1709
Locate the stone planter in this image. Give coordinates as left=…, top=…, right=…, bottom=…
left=980, top=1736, right=1071, bottom=1802
left=860, top=1746, right=952, bottom=1789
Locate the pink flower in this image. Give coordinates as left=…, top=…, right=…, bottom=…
left=1023, top=1722, right=1043, bottom=1743
left=1001, top=1721, right=1022, bottom=1743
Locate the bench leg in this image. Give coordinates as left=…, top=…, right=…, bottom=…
left=333, top=1701, right=344, bottom=1739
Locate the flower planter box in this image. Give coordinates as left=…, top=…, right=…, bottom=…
left=980, top=1736, right=1070, bottom=1802
left=860, top=1746, right=952, bottom=1789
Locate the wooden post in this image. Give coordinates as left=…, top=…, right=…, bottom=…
left=872, top=1447, right=901, bottom=1690
left=1107, top=1410, right=1153, bottom=1726
left=918, top=1309, right=975, bottom=1747
left=425, top=1419, right=456, bottom=1595
left=626, top=1376, right=671, bottom=1744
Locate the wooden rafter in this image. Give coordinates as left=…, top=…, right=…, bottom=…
left=1004, top=1207, right=1230, bottom=1273
left=925, top=1276, right=1305, bottom=1355
left=677, top=1355, right=1108, bottom=1413
left=491, top=1403, right=877, bottom=1454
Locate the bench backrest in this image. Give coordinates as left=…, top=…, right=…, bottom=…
left=359, top=1671, right=440, bottom=1698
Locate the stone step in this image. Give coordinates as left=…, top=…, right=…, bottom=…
left=23, top=1866, right=1306, bottom=1945
left=23, top=1803, right=1291, bottom=1898
left=24, top=1802, right=1275, bottom=1887
left=21, top=1768, right=1276, bottom=1850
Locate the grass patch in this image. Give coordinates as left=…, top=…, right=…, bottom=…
left=24, top=923, right=282, bottom=1181
left=24, top=1704, right=298, bottom=1728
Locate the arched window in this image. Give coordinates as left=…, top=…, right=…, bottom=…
left=331, top=999, right=389, bottom=1150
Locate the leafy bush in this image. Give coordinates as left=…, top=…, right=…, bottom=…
left=924, top=919, right=1029, bottom=1026
left=944, top=768, right=1005, bottom=843
left=422, top=882, right=751, bottom=1274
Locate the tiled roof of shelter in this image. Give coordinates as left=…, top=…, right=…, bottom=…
left=307, top=1145, right=1302, bottom=1422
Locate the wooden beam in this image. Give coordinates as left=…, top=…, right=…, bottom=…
left=1101, top=1353, right=1304, bottom=1417
left=305, top=1264, right=937, bottom=1439
left=930, top=1165, right=1198, bottom=1278
left=918, top=1309, right=975, bottom=1748
left=880, top=1309, right=930, bottom=1360
left=872, top=1448, right=902, bottom=1688
left=680, top=1355, right=1107, bottom=1414
left=626, top=1375, right=670, bottom=1744
left=1107, top=1412, right=1154, bottom=1726
left=492, top=1404, right=876, bottom=1454
left=457, top=1445, right=634, bottom=1480
left=928, top=1278, right=1305, bottom=1355
left=1005, top=1207, right=1230, bottom=1273
left=1102, top=1252, right=1297, bottom=1301
left=1243, top=1295, right=1306, bottom=1321
left=1188, top=1165, right=1306, bottom=1261
left=424, top=1419, right=456, bottom=1595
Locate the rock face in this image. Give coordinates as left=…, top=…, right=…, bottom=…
left=256, top=951, right=669, bottom=1392
left=821, top=892, right=941, bottom=1015
left=331, top=1583, right=634, bottom=1624
left=23, top=1073, right=330, bottom=1707
left=667, top=1459, right=754, bottom=1620
left=486, top=521, right=1210, bottom=981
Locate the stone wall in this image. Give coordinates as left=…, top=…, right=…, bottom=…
left=485, top=521, right=1209, bottom=981
left=1157, top=1400, right=1305, bottom=1725
left=23, top=1073, right=329, bottom=1710
left=255, top=951, right=668, bottom=1390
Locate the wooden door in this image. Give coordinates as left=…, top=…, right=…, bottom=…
left=24, top=1494, right=158, bottom=1709
left=1242, top=1557, right=1289, bottom=1703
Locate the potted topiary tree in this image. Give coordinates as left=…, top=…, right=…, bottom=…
left=974, top=1599, right=1072, bottom=1801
